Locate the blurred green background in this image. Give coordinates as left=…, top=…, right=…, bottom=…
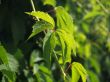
left=0, top=0, right=110, bottom=82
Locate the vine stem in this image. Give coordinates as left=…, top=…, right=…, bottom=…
left=53, top=50, right=66, bottom=79
left=30, top=0, right=36, bottom=12
left=30, top=0, right=40, bottom=21
left=96, top=0, right=109, bottom=14
left=65, top=63, right=72, bottom=73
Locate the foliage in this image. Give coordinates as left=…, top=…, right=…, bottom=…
left=0, top=0, right=110, bottom=82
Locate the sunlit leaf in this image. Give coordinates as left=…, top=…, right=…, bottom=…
left=26, top=11, right=55, bottom=27
left=83, top=11, right=104, bottom=20
left=39, top=65, right=53, bottom=82
left=0, top=45, right=8, bottom=64
left=0, top=45, right=17, bottom=82
left=30, top=50, right=43, bottom=67
left=2, top=70, right=16, bottom=82
left=43, top=0, right=56, bottom=7
left=56, top=6, right=75, bottom=34
left=72, top=62, right=87, bottom=82
left=28, top=21, right=53, bottom=39
left=72, top=64, right=80, bottom=82
left=84, top=43, right=91, bottom=58
left=0, top=64, right=16, bottom=82
left=57, top=29, right=76, bottom=55
left=0, top=64, right=9, bottom=71
left=56, top=31, right=66, bottom=64
left=52, top=29, right=76, bottom=64
left=43, top=31, right=56, bottom=67
left=90, top=58, right=100, bottom=74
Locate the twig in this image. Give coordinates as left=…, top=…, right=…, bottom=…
left=53, top=50, right=66, bottom=79
left=30, top=0, right=36, bottom=12
left=65, top=63, right=72, bottom=73
left=30, top=0, right=40, bottom=21
left=96, top=0, right=109, bottom=14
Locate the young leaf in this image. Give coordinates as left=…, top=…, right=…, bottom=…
left=2, top=70, right=16, bottom=82
left=83, top=11, right=104, bottom=20
left=57, top=29, right=76, bottom=54
left=0, top=45, right=8, bottom=64
left=8, top=54, right=19, bottom=72
left=56, top=32, right=66, bottom=64
left=55, top=29, right=76, bottom=64
left=57, top=30, right=71, bottom=63
left=43, top=0, right=56, bottom=7
left=56, top=6, right=74, bottom=34
left=0, top=64, right=16, bottom=82
left=0, top=45, right=17, bottom=82
left=28, top=21, right=53, bottom=39
left=43, top=31, right=56, bottom=68
left=39, top=65, right=53, bottom=82
left=35, top=65, right=53, bottom=82
left=72, top=62, right=88, bottom=82
left=26, top=11, right=55, bottom=27
left=30, top=50, right=43, bottom=67
left=0, top=64, right=10, bottom=71
left=72, top=64, right=80, bottom=82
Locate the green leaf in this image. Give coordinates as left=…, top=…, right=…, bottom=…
left=45, top=29, right=74, bottom=65
left=72, top=62, right=87, bottom=82
left=0, top=64, right=16, bottom=82
left=8, top=54, right=19, bottom=72
left=39, top=65, right=51, bottom=75
left=2, top=70, right=16, bottom=82
left=30, top=50, right=43, bottom=67
left=43, top=29, right=76, bottom=65
left=43, top=33, right=52, bottom=68
left=2, top=76, right=6, bottom=82
left=26, top=11, right=55, bottom=27
left=0, top=45, right=8, bottom=64
left=83, top=11, right=104, bottom=20
left=34, top=64, right=53, bottom=82
left=43, top=0, right=56, bottom=7
left=84, top=43, right=91, bottom=58
left=0, top=64, right=10, bottom=71
left=57, top=29, right=76, bottom=54
left=56, top=31, right=66, bottom=64
left=43, top=31, right=53, bottom=50
left=56, top=6, right=74, bottom=34
left=14, top=49, right=23, bottom=62
left=0, top=45, right=17, bottom=82
left=90, top=58, right=100, bottom=74
left=72, top=64, right=80, bottom=82
left=28, top=21, right=53, bottom=39
left=43, top=29, right=76, bottom=66
left=39, top=65, right=53, bottom=82
left=43, top=32, right=56, bottom=65
left=87, top=70, right=99, bottom=82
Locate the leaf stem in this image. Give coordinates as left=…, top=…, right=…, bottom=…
left=96, top=0, right=109, bottom=14
left=53, top=50, right=66, bottom=79
left=65, top=63, right=72, bottom=73
left=30, top=0, right=36, bottom=12
left=30, top=0, right=40, bottom=21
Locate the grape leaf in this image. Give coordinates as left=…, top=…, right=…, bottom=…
left=56, top=29, right=76, bottom=64
left=43, top=0, right=56, bottom=7
left=26, top=11, right=55, bottom=27
left=72, top=62, right=88, bottom=82
left=43, top=31, right=56, bottom=68
left=0, top=45, right=8, bottom=64
left=56, top=6, right=75, bottom=34
left=28, top=21, right=53, bottom=39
